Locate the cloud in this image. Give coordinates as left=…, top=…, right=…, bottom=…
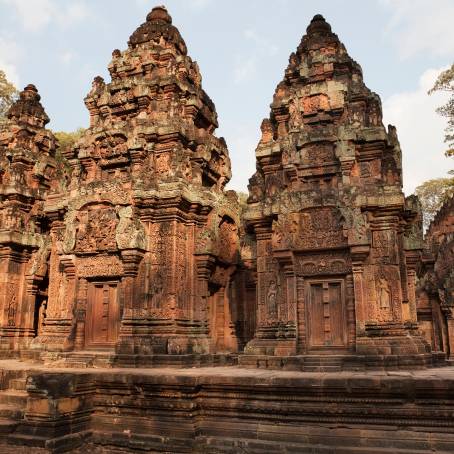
left=186, top=0, right=212, bottom=8
left=382, top=66, right=452, bottom=194
left=60, top=50, right=75, bottom=65
left=233, top=56, right=258, bottom=84
left=134, top=0, right=213, bottom=10
left=233, top=28, right=279, bottom=85
left=0, top=36, right=21, bottom=86
left=381, top=0, right=454, bottom=58
left=1, top=0, right=90, bottom=32
left=244, top=29, right=279, bottom=57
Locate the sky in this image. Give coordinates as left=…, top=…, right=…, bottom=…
left=0, top=0, right=453, bottom=195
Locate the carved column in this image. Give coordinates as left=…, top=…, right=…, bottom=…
left=346, top=273, right=356, bottom=349
left=296, top=274, right=306, bottom=353
left=195, top=253, right=216, bottom=350
left=446, top=310, right=454, bottom=360
left=404, top=251, right=420, bottom=324
left=255, top=228, right=273, bottom=333
left=74, top=278, right=88, bottom=350
left=351, top=246, right=369, bottom=336
left=22, top=275, right=40, bottom=339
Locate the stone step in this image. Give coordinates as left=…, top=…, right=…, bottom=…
left=0, top=391, right=28, bottom=407
left=303, top=358, right=345, bottom=365
left=304, top=358, right=343, bottom=365
left=8, top=379, right=26, bottom=391
left=0, top=418, right=19, bottom=435
left=0, top=404, right=23, bottom=420
left=303, top=366, right=342, bottom=372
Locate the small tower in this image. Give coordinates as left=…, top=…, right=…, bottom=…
left=242, top=14, right=431, bottom=368
left=36, top=6, right=240, bottom=358
left=0, top=84, right=58, bottom=350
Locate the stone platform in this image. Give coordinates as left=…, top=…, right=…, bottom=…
left=0, top=360, right=454, bottom=453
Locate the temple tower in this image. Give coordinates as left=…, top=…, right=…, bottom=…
left=0, top=85, right=58, bottom=350
left=242, top=15, right=432, bottom=368
left=34, top=6, right=239, bottom=358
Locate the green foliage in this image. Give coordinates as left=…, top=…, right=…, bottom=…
left=237, top=191, right=249, bottom=215
left=428, top=64, right=454, bottom=157
left=53, top=128, right=85, bottom=154
left=0, top=70, right=18, bottom=122
left=415, top=173, right=454, bottom=229
left=53, top=128, right=86, bottom=178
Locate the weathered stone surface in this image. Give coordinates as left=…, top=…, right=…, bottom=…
left=1, top=360, right=454, bottom=453
left=241, top=14, right=431, bottom=364
left=418, top=195, right=454, bottom=357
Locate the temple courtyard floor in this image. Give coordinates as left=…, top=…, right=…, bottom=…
left=1, top=358, right=454, bottom=453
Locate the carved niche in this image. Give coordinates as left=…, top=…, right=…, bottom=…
left=365, top=265, right=402, bottom=323
left=217, top=216, right=239, bottom=264
left=75, top=205, right=118, bottom=253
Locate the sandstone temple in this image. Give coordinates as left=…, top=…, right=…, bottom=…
left=0, top=7, right=453, bottom=453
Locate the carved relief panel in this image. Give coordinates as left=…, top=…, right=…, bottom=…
left=364, top=265, right=403, bottom=324
left=75, top=205, right=118, bottom=253
left=371, top=229, right=398, bottom=265
left=272, top=208, right=346, bottom=251
left=296, top=251, right=351, bottom=276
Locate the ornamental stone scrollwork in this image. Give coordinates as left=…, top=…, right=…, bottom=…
left=77, top=255, right=123, bottom=278
left=296, top=252, right=351, bottom=276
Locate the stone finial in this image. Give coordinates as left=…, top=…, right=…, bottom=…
left=306, top=13, right=332, bottom=34
left=146, top=5, right=172, bottom=24
left=129, top=4, right=186, bottom=53
left=23, top=84, right=40, bottom=100
left=7, top=84, right=49, bottom=126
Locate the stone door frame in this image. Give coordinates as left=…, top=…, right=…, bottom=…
left=304, top=278, right=348, bottom=352
left=84, top=279, right=120, bottom=350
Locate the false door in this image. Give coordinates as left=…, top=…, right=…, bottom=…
left=305, top=280, right=347, bottom=351
left=85, top=281, right=120, bottom=348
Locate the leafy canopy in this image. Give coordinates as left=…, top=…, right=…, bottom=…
left=429, top=64, right=454, bottom=158
left=415, top=172, right=454, bottom=229
left=0, top=70, right=18, bottom=122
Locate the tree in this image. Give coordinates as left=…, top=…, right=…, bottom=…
left=0, top=69, right=18, bottom=122
left=53, top=128, right=85, bottom=154
left=428, top=64, right=454, bottom=157
left=415, top=172, right=454, bottom=229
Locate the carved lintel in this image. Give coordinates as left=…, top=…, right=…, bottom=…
left=77, top=255, right=123, bottom=278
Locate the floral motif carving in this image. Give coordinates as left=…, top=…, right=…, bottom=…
left=77, top=256, right=123, bottom=278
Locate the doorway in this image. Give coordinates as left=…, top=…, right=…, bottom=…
left=85, top=281, right=120, bottom=349
left=305, top=279, right=347, bottom=351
